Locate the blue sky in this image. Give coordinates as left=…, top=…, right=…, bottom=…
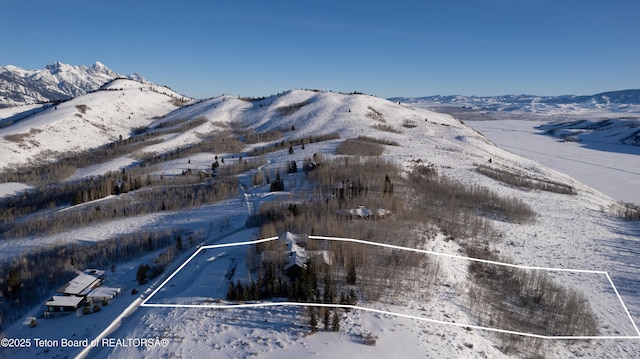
left=2, top=0, right=638, bottom=99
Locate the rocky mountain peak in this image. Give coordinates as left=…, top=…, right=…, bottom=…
left=0, top=62, right=141, bottom=108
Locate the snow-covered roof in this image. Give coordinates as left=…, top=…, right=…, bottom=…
left=45, top=295, right=83, bottom=308
left=279, top=231, right=310, bottom=271
left=352, top=206, right=372, bottom=218
left=279, top=231, right=307, bottom=245
left=57, top=273, right=101, bottom=296
left=309, top=250, right=334, bottom=266
left=377, top=208, right=391, bottom=217
left=285, top=236, right=308, bottom=269
left=279, top=231, right=334, bottom=272
left=284, top=248, right=308, bottom=272
left=337, top=207, right=391, bottom=219
left=87, top=286, right=120, bottom=299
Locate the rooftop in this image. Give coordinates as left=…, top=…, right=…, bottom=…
left=83, top=268, right=105, bottom=278
left=57, top=273, right=101, bottom=296
left=87, top=286, right=121, bottom=299
left=45, top=295, right=83, bottom=308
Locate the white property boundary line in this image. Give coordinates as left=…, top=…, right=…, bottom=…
left=141, top=235, right=640, bottom=340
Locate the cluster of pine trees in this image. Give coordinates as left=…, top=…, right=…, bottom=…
left=226, top=263, right=319, bottom=302
left=308, top=307, right=341, bottom=333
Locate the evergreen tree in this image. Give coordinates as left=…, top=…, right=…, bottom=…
left=309, top=308, right=318, bottom=333
left=270, top=171, right=284, bottom=192
left=346, top=263, right=357, bottom=284
left=175, top=235, right=183, bottom=251
left=287, top=160, right=298, bottom=174
left=136, top=264, right=150, bottom=284
left=250, top=280, right=259, bottom=300
left=383, top=173, right=394, bottom=195
left=340, top=291, right=346, bottom=305
left=323, top=276, right=335, bottom=303
left=348, top=288, right=357, bottom=305
left=323, top=308, right=331, bottom=330
left=340, top=291, right=350, bottom=312
left=237, top=280, right=248, bottom=301
left=5, top=269, right=22, bottom=300
left=288, top=203, right=300, bottom=216
left=331, top=310, right=340, bottom=332
left=226, top=282, right=235, bottom=300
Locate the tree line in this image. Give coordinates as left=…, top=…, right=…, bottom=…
left=2, top=177, right=237, bottom=238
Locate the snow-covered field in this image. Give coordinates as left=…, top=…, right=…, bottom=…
left=405, top=101, right=640, bottom=205
left=0, top=182, right=31, bottom=198
left=462, top=118, right=640, bottom=205
left=2, top=88, right=640, bottom=358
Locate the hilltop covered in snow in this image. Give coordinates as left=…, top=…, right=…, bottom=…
left=0, top=61, right=144, bottom=108
left=0, top=79, right=188, bottom=171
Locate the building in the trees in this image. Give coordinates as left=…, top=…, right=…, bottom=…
left=278, top=232, right=334, bottom=278
left=336, top=206, right=391, bottom=220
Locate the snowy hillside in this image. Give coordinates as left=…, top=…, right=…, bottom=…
left=0, top=79, right=188, bottom=172
left=538, top=118, right=640, bottom=146
left=0, top=62, right=144, bottom=108
left=1, top=89, right=639, bottom=359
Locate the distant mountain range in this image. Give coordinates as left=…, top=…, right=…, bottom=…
left=391, top=89, right=640, bottom=114
left=0, top=62, right=144, bottom=108
left=3, top=61, right=639, bottom=116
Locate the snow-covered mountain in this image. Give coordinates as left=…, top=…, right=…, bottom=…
left=0, top=61, right=144, bottom=108
left=0, top=78, right=188, bottom=170
left=392, top=89, right=640, bottom=114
